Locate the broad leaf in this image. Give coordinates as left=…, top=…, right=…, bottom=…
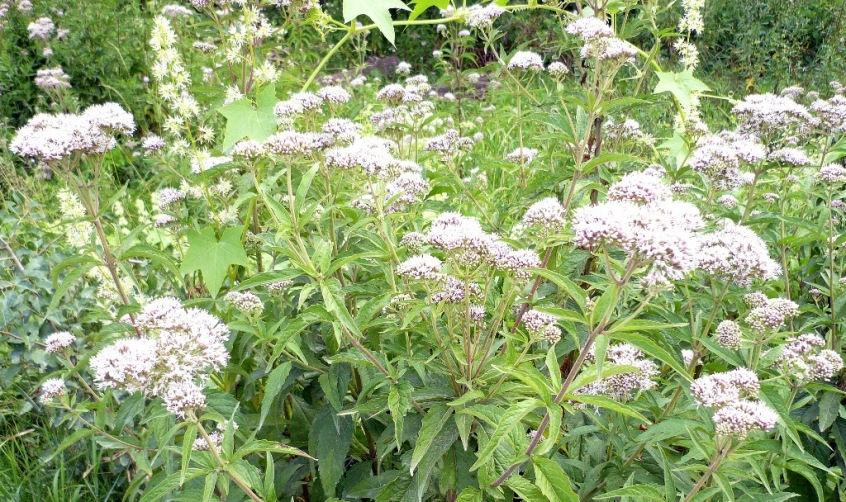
left=343, top=0, right=410, bottom=44
left=217, top=85, right=277, bottom=151
left=534, top=457, right=578, bottom=502
left=653, top=70, right=710, bottom=110
left=408, top=0, right=448, bottom=21
left=179, top=226, right=249, bottom=298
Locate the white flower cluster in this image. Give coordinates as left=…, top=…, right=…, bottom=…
left=768, top=147, right=812, bottom=167
left=224, top=291, right=264, bottom=315
left=606, top=168, right=671, bottom=204
left=40, top=378, right=66, bottom=404
left=691, top=369, right=776, bottom=438
left=678, top=0, right=704, bottom=33
left=674, top=39, right=699, bottom=70
left=547, top=61, right=569, bottom=79
left=162, top=4, right=193, bottom=17
left=27, top=16, right=54, bottom=39
left=773, top=334, right=843, bottom=383
left=397, top=254, right=443, bottom=280
left=425, top=212, right=540, bottom=278
left=465, top=3, right=505, bottom=29
left=507, top=51, right=544, bottom=72
left=34, top=67, right=71, bottom=90
left=714, top=320, right=742, bottom=349
left=565, top=16, right=636, bottom=63
left=744, top=297, right=798, bottom=333
left=267, top=280, right=294, bottom=295
left=688, top=132, right=765, bottom=188
left=425, top=129, right=475, bottom=156
left=522, top=197, right=567, bottom=238
left=150, top=16, right=200, bottom=142
left=695, top=220, right=780, bottom=286
left=578, top=343, right=658, bottom=401
left=572, top=169, right=704, bottom=287
left=11, top=102, right=133, bottom=162
left=430, top=275, right=482, bottom=303
left=732, top=93, right=816, bottom=136
left=521, top=309, right=561, bottom=342
left=505, top=147, right=538, bottom=164
left=45, top=331, right=76, bottom=353
left=810, top=94, right=846, bottom=133
left=90, top=298, right=230, bottom=418
left=817, top=163, right=846, bottom=184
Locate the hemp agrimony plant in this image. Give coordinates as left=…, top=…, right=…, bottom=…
left=9, top=0, right=846, bottom=500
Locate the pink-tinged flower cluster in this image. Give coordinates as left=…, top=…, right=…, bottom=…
left=89, top=298, right=229, bottom=418
left=810, top=94, right=846, bottom=133
left=430, top=275, right=482, bottom=303
left=565, top=16, right=636, bottom=63
left=27, top=16, right=55, bottom=39
left=768, top=147, right=812, bottom=166
left=712, top=400, right=778, bottom=438
left=689, top=133, right=765, bottom=188
left=425, top=129, right=474, bottom=156
left=426, top=212, right=539, bottom=278
left=505, top=147, right=538, bottom=163
left=224, top=291, right=264, bottom=315
left=522, top=197, right=567, bottom=238
left=816, top=163, right=846, bottom=184
left=45, top=331, right=76, bottom=353
left=774, top=334, right=843, bottom=383
left=573, top=170, right=703, bottom=287
left=465, top=3, right=505, bottom=29
left=692, top=369, right=780, bottom=439
left=39, top=378, right=66, bottom=404
left=606, top=168, right=671, bottom=204
left=577, top=343, right=658, bottom=401
left=714, top=320, right=742, bottom=349
left=10, top=103, right=134, bottom=162
left=565, top=17, right=614, bottom=41
left=732, top=93, right=816, bottom=135
left=507, top=51, right=544, bottom=72
left=695, top=220, right=780, bottom=286
left=34, top=67, right=71, bottom=90
left=744, top=297, right=798, bottom=333
left=397, top=254, right=443, bottom=280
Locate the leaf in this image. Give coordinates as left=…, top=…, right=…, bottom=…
left=567, top=394, right=650, bottom=423
left=179, top=226, right=249, bottom=298
left=181, top=424, right=197, bottom=485
left=259, top=362, right=292, bottom=431
left=470, top=399, right=539, bottom=471
left=343, top=0, right=410, bottom=44
left=594, top=485, right=664, bottom=501
left=506, top=475, right=548, bottom=502
left=818, top=390, right=841, bottom=432
left=533, top=457, right=578, bottom=502
left=653, top=70, right=711, bottom=110
left=45, top=258, right=99, bottom=318
left=217, top=85, right=277, bottom=151
left=309, top=407, right=353, bottom=498
left=408, top=0, right=448, bottom=21
left=389, top=380, right=414, bottom=451
left=410, top=404, right=452, bottom=474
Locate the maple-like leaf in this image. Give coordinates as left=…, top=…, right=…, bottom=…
left=343, top=0, right=410, bottom=45
left=408, top=0, right=449, bottom=21
left=217, top=85, right=277, bottom=152
left=653, top=70, right=711, bottom=111
left=179, top=226, right=249, bottom=297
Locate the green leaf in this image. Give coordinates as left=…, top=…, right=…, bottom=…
left=179, top=226, right=249, bottom=298
left=567, top=394, right=650, bottom=423
left=389, top=380, right=414, bottom=451
left=533, top=457, right=578, bottom=502
left=506, top=475, right=549, bottom=502
left=653, top=70, right=711, bottom=110
left=217, top=85, right=277, bottom=151
left=594, top=485, right=664, bottom=501
left=408, top=0, right=448, bottom=21
left=818, top=390, right=841, bottom=432
left=343, top=0, right=410, bottom=44
left=45, top=259, right=99, bottom=318
left=470, top=399, right=539, bottom=471
left=454, top=487, right=483, bottom=502
left=259, top=362, right=292, bottom=431
left=410, top=404, right=452, bottom=474
left=309, top=407, right=353, bottom=498
left=181, top=424, right=198, bottom=485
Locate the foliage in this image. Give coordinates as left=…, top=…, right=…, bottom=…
left=1, top=0, right=846, bottom=501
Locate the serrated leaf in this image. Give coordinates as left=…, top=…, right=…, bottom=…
left=389, top=380, right=414, bottom=451
left=470, top=399, right=539, bottom=471
left=653, top=70, right=710, bottom=110
left=594, top=484, right=664, bottom=501
left=410, top=404, right=452, bottom=474
left=343, top=0, right=410, bottom=44
left=179, top=226, right=249, bottom=298
left=259, top=362, right=292, bottom=431
left=533, top=457, right=578, bottom=502
left=217, top=85, right=277, bottom=151
left=818, top=390, right=841, bottom=432
left=309, top=407, right=353, bottom=498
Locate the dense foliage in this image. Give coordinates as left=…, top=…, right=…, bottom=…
left=2, top=1, right=846, bottom=501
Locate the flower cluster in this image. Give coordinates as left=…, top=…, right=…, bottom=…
left=688, top=132, right=765, bottom=188
left=425, top=212, right=539, bottom=278
left=224, top=291, right=264, bottom=315
left=397, top=254, right=443, bottom=280
left=578, top=343, right=658, bottom=401
left=40, top=378, right=66, bottom=404
left=521, top=309, right=560, bottom=342
left=744, top=297, right=798, bottom=333
left=695, top=220, right=780, bottom=286
left=773, top=334, right=843, bottom=383
left=10, top=103, right=134, bottom=162
left=57, top=189, right=94, bottom=248
left=522, top=197, right=566, bottom=238
left=691, top=369, right=776, bottom=437
left=34, top=67, right=71, bottom=90
left=90, top=298, right=229, bottom=417
left=45, top=331, right=76, bottom=353
left=732, top=93, right=815, bottom=136
left=566, top=16, right=636, bottom=63
left=465, top=3, right=505, bottom=29
left=572, top=169, right=703, bottom=287
left=714, top=320, right=742, bottom=349
left=505, top=147, right=538, bottom=164
left=507, top=51, right=544, bottom=72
